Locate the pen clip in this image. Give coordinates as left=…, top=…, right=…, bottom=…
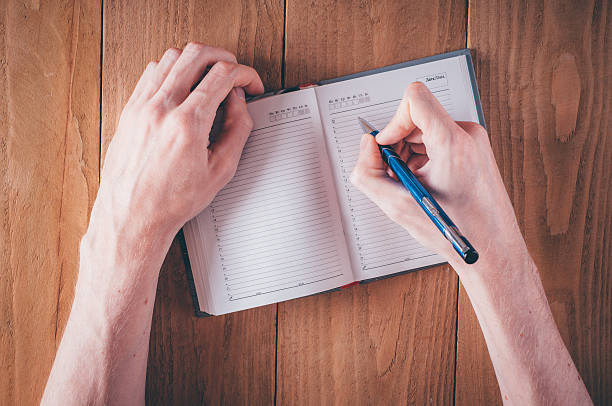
left=422, top=197, right=470, bottom=254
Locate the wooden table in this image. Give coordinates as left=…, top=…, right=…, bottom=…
left=2, top=1, right=610, bottom=404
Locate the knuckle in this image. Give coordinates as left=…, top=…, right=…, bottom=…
left=245, top=116, right=254, bottom=130
left=192, top=86, right=213, bottom=104
left=168, top=111, right=192, bottom=134
left=164, top=47, right=181, bottom=58
left=205, top=45, right=237, bottom=63
left=211, top=60, right=236, bottom=77
left=405, top=81, right=428, bottom=98
left=185, top=42, right=206, bottom=53
left=224, top=161, right=238, bottom=180
left=235, top=114, right=254, bottom=132
left=246, top=66, right=262, bottom=83
left=142, top=102, right=164, bottom=122
left=227, top=50, right=238, bottom=63
left=215, top=160, right=237, bottom=183
left=471, top=123, right=488, bottom=140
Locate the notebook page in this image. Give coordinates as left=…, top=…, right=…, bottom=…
left=184, top=88, right=353, bottom=315
left=315, top=54, right=479, bottom=280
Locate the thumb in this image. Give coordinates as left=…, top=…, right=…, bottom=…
left=352, top=132, right=437, bottom=238
left=350, top=134, right=406, bottom=210
left=355, top=133, right=386, bottom=171
left=209, top=87, right=252, bottom=167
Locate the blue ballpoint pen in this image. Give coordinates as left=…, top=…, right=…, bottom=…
left=358, top=117, right=479, bottom=264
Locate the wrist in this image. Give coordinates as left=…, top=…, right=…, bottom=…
left=93, top=179, right=184, bottom=243
left=450, top=232, right=537, bottom=289
left=86, top=192, right=176, bottom=262
left=452, top=239, right=544, bottom=323
left=75, top=199, right=174, bottom=320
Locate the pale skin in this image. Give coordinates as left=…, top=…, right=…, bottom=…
left=41, top=44, right=592, bottom=405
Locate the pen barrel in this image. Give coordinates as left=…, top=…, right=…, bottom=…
left=379, top=145, right=479, bottom=264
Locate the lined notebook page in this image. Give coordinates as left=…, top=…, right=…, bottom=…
left=315, top=54, right=479, bottom=280
left=183, top=88, right=353, bottom=315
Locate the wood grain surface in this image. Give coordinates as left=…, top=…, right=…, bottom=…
left=284, top=0, right=467, bottom=87
left=1, top=0, right=610, bottom=405
left=279, top=1, right=466, bottom=404
left=459, top=1, right=612, bottom=404
left=277, top=267, right=459, bottom=405
left=101, top=1, right=283, bottom=404
left=0, top=2, right=101, bottom=405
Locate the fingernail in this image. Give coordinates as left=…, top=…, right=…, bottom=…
left=234, top=87, right=245, bottom=100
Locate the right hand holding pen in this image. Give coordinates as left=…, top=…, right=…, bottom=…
left=351, top=82, right=527, bottom=274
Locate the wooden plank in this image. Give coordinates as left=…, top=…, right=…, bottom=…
left=0, top=2, right=101, bottom=405
left=284, top=0, right=467, bottom=88
left=146, top=241, right=278, bottom=404
left=458, top=0, right=612, bottom=404
left=280, top=2, right=467, bottom=403
left=278, top=268, right=459, bottom=405
left=102, top=1, right=284, bottom=404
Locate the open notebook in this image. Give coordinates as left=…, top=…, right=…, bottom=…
left=182, top=49, right=484, bottom=316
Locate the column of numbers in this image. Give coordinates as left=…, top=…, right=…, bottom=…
left=331, top=118, right=367, bottom=269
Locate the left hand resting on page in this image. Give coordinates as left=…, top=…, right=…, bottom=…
left=42, top=44, right=263, bottom=406
left=98, top=43, right=264, bottom=242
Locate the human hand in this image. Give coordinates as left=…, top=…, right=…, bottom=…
left=350, top=82, right=527, bottom=274
left=95, top=43, right=264, bottom=242
left=45, top=45, right=265, bottom=405
left=351, top=84, right=592, bottom=406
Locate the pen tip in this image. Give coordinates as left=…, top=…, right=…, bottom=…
left=357, top=117, right=376, bottom=134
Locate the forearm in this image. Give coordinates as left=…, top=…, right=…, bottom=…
left=41, top=202, right=174, bottom=405
left=42, top=44, right=263, bottom=405
left=351, top=83, right=591, bottom=404
left=454, top=245, right=592, bottom=405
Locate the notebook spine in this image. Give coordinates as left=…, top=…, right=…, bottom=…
left=246, top=83, right=319, bottom=102
left=178, top=230, right=213, bottom=317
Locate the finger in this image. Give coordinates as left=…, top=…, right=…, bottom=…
left=154, top=43, right=237, bottom=107
left=377, top=82, right=459, bottom=157
left=350, top=135, right=420, bottom=219
left=128, top=61, right=157, bottom=105
left=351, top=134, right=399, bottom=198
left=180, top=61, right=264, bottom=119
left=404, top=127, right=423, bottom=144
left=409, top=142, right=427, bottom=155
left=395, top=139, right=412, bottom=162
left=350, top=132, right=438, bottom=231
left=456, top=121, right=488, bottom=140
left=209, top=88, right=253, bottom=175
left=139, top=48, right=182, bottom=100
left=406, top=154, right=429, bottom=173
left=355, top=133, right=386, bottom=171
left=386, top=167, right=399, bottom=181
